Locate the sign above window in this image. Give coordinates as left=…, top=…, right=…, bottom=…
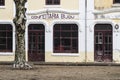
left=27, top=10, right=79, bottom=20
left=28, top=13, right=77, bottom=20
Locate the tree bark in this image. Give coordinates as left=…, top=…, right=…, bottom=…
left=13, top=0, right=32, bottom=69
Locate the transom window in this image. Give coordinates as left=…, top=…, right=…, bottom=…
left=46, top=0, right=60, bottom=5
left=0, top=0, right=5, bottom=6
left=113, top=0, right=120, bottom=4
left=0, top=24, right=13, bottom=52
left=54, top=24, right=78, bottom=53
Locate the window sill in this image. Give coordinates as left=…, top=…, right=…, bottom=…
left=112, top=4, right=120, bottom=7
left=0, top=52, right=14, bottom=56
left=52, top=53, right=79, bottom=56
left=0, top=6, right=5, bottom=9
left=44, top=5, right=61, bottom=8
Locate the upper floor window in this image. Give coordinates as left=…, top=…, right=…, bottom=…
left=0, top=0, right=5, bottom=6
left=46, top=0, right=60, bottom=5
left=113, top=0, right=120, bottom=4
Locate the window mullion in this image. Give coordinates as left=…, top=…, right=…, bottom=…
left=70, top=26, right=72, bottom=53
left=6, top=30, right=7, bottom=52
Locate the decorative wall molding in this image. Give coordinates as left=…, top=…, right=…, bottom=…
left=27, top=9, right=80, bottom=15
left=94, top=8, right=120, bottom=14
left=93, top=8, right=120, bottom=19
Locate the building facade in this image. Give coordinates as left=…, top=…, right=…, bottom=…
left=87, top=0, right=120, bottom=62
left=0, top=0, right=120, bottom=63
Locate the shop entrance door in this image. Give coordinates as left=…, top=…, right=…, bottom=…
left=94, top=24, right=112, bottom=62
left=28, top=24, right=45, bottom=61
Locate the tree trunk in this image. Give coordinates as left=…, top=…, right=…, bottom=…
left=13, top=0, right=32, bottom=69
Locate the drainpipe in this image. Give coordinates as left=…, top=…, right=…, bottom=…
left=85, top=0, right=87, bottom=63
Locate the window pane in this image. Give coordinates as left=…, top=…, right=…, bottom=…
left=72, top=32, right=78, bottom=37
left=95, top=24, right=112, bottom=31
left=7, top=32, right=12, bottom=37
left=109, top=36, right=112, bottom=43
left=54, top=39, right=60, bottom=47
left=0, top=32, right=6, bottom=37
left=54, top=0, right=60, bottom=4
left=61, top=25, right=71, bottom=30
left=62, top=39, right=71, bottom=46
left=7, top=38, right=12, bottom=50
left=0, top=24, right=12, bottom=52
left=61, top=32, right=71, bottom=37
left=46, top=0, right=60, bottom=5
left=54, top=32, right=60, bottom=37
left=0, top=45, right=6, bottom=50
left=54, top=24, right=78, bottom=53
left=28, top=24, right=44, bottom=30
left=0, top=0, right=4, bottom=6
left=114, top=0, right=120, bottom=3
left=46, top=0, right=52, bottom=4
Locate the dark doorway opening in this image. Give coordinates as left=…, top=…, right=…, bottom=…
left=28, top=24, right=45, bottom=61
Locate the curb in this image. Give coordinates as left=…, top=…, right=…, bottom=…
left=33, top=62, right=120, bottom=66
left=0, top=62, right=120, bottom=66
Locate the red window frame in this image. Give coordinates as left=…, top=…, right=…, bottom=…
left=53, top=24, right=78, bottom=53
left=0, top=24, right=12, bottom=52
left=0, top=0, right=5, bottom=6
left=46, top=0, right=60, bottom=5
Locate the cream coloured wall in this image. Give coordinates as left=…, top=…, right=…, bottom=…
left=27, top=0, right=45, bottom=11
left=45, top=52, right=85, bottom=62
left=61, top=0, right=79, bottom=10
left=86, top=52, right=94, bottom=62
left=0, top=0, right=14, bottom=20
left=113, top=52, right=120, bottom=63
left=27, top=0, right=79, bottom=11
left=0, top=56, right=14, bottom=61
left=95, top=0, right=113, bottom=10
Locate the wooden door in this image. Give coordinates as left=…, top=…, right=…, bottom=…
left=94, top=24, right=112, bottom=62
left=28, top=24, right=45, bottom=61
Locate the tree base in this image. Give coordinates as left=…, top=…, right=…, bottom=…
left=13, top=62, right=32, bottom=70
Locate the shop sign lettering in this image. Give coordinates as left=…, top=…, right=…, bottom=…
left=29, top=13, right=76, bottom=20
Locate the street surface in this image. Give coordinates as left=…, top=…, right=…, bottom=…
left=0, top=65, right=120, bottom=80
